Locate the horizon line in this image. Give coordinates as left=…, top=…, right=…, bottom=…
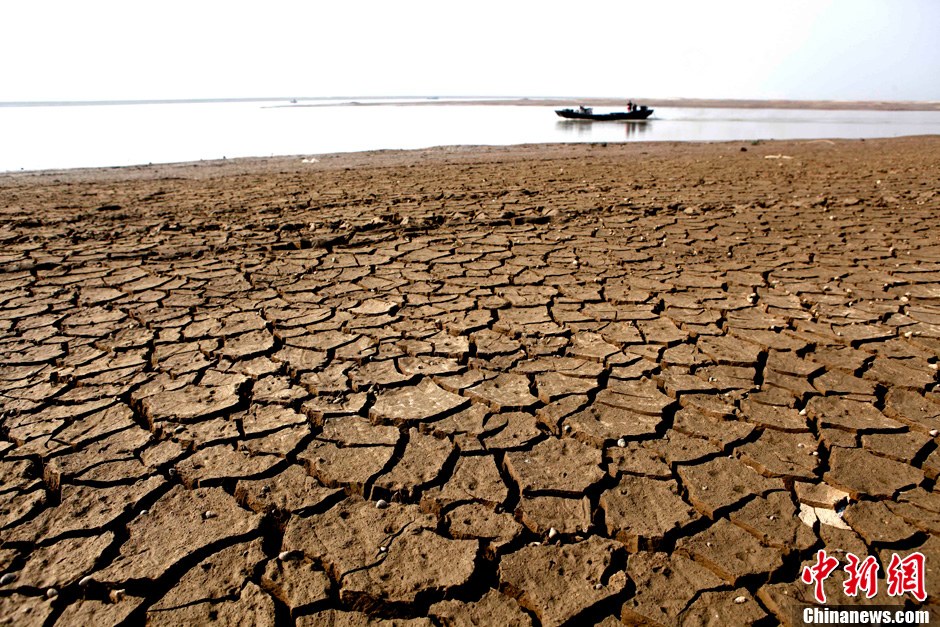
left=2, top=95, right=940, bottom=108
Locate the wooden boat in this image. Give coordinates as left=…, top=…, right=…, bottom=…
left=555, top=104, right=653, bottom=121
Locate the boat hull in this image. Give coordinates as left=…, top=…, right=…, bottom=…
left=555, top=108, right=654, bottom=121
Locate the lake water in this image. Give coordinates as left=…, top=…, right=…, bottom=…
left=2, top=99, right=940, bottom=172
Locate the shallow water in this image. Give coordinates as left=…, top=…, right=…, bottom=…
left=2, top=100, right=939, bottom=172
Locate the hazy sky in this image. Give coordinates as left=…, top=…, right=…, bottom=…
left=3, top=0, right=938, bottom=102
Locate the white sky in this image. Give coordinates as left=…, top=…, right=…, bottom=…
left=2, top=0, right=938, bottom=102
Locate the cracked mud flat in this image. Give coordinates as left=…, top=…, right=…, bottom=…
left=0, top=136, right=939, bottom=626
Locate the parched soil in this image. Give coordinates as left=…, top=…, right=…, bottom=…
left=0, top=136, right=939, bottom=626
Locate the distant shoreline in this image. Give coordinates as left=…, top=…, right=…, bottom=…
left=1, top=96, right=938, bottom=112
left=549, top=97, right=940, bottom=112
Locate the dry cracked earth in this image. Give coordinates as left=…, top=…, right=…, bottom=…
left=0, top=137, right=939, bottom=626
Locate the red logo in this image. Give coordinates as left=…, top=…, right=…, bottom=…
left=886, top=552, right=927, bottom=602
left=802, top=549, right=928, bottom=604
left=801, top=549, right=840, bottom=604
left=843, top=553, right=880, bottom=598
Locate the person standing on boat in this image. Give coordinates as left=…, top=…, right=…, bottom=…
left=627, top=100, right=634, bottom=112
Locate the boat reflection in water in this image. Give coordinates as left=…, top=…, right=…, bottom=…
left=555, top=119, right=651, bottom=140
